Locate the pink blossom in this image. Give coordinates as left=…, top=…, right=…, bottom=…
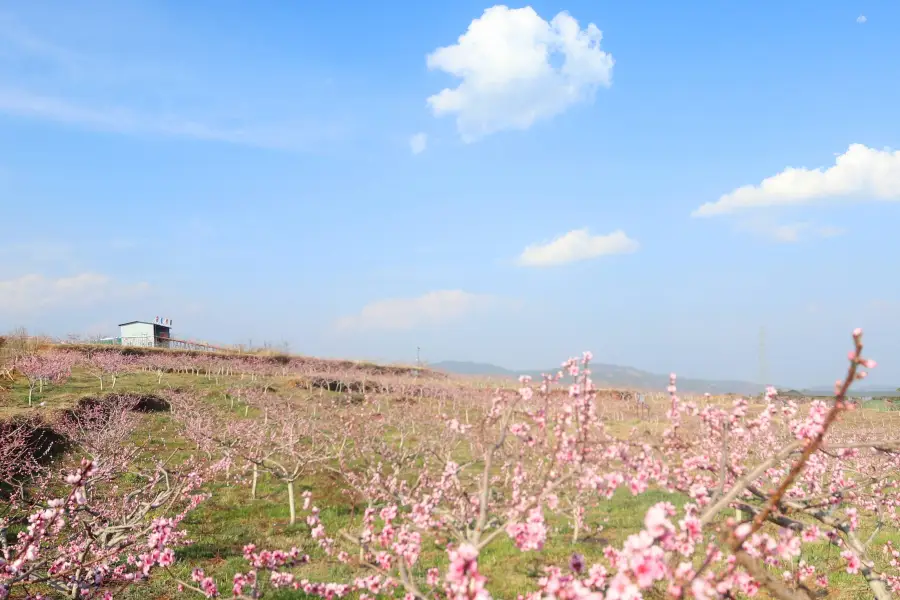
left=841, top=550, right=862, bottom=574
left=643, top=502, right=675, bottom=539
left=605, top=573, right=640, bottom=600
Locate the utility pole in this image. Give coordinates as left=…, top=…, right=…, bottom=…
left=415, top=346, right=421, bottom=379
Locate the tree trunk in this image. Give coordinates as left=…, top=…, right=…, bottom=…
left=252, top=464, right=259, bottom=499
left=287, top=479, right=296, bottom=525
left=572, top=512, right=580, bottom=544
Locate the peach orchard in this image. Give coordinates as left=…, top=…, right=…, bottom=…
left=1, top=330, right=899, bottom=600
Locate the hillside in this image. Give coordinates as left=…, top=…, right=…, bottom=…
left=430, top=360, right=767, bottom=395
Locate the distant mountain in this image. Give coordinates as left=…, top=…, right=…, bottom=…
left=428, top=360, right=519, bottom=377
left=429, top=360, right=766, bottom=395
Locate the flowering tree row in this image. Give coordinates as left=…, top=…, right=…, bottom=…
left=10, top=344, right=683, bottom=419
left=10, top=351, right=134, bottom=405
left=9, top=346, right=482, bottom=404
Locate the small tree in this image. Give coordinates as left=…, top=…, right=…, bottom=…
left=85, top=350, right=133, bottom=390
left=171, top=390, right=344, bottom=525
left=16, top=352, right=74, bottom=406
left=53, top=395, right=141, bottom=463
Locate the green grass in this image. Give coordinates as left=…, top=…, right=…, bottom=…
left=862, top=398, right=900, bottom=412
left=118, top=471, right=678, bottom=599
left=0, top=368, right=229, bottom=418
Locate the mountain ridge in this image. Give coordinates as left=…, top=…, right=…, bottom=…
left=429, top=360, right=766, bottom=395
left=430, top=361, right=900, bottom=397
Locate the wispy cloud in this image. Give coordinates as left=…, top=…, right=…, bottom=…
left=738, top=220, right=844, bottom=243
left=0, top=87, right=346, bottom=150
left=0, top=272, right=150, bottom=314
left=517, top=229, right=639, bottom=267
left=0, top=240, right=81, bottom=275
left=335, top=290, right=501, bottom=332
left=856, top=15, right=867, bottom=24
left=409, top=132, right=428, bottom=155
left=0, top=238, right=146, bottom=276
left=0, top=14, right=79, bottom=70
left=0, top=16, right=347, bottom=150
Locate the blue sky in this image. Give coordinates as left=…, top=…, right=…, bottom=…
left=1, top=0, right=898, bottom=388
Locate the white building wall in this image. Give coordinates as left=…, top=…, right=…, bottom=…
left=120, top=322, right=155, bottom=347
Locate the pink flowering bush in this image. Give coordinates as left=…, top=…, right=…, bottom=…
left=51, top=394, right=143, bottom=477
left=0, top=455, right=206, bottom=599
left=0, top=417, right=46, bottom=485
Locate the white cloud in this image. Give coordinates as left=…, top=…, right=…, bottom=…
left=425, top=5, right=614, bottom=142
left=335, top=290, right=499, bottom=331
left=857, top=15, right=867, bottom=24
left=409, top=132, right=428, bottom=155
left=693, top=144, right=900, bottom=217
left=0, top=273, right=149, bottom=314
left=738, top=220, right=844, bottom=243
left=517, top=228, right=639, bottom=267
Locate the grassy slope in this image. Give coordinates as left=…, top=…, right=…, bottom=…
left=1, top=367, right=897, bottom=600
